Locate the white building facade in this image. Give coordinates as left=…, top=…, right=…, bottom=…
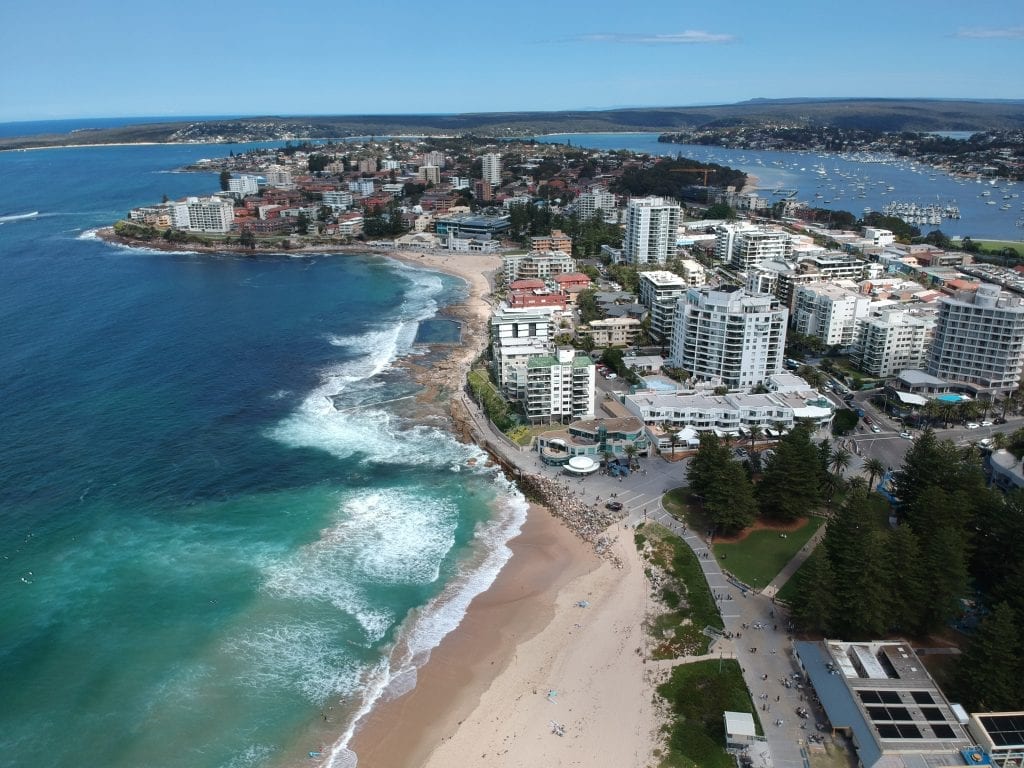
left=575, top=188, right=618, bottom=221
left=792, top=282, right=872, bottom=348
left=524, top=349, right=596, bottom=423
left=730, top=228, right=794, bottom=271
left=623, top=197, right=682, bottom=266
left=851, top=307, right=935, bottom=378
left=926, top=284, right=1024, bottom=396
left=670, top=286, right=788, bottom=389
left=481, top=153, right=502, bottom=186
left=638, top=270, right=688, bottom=343
left=171, top=196, right=235, bottom=233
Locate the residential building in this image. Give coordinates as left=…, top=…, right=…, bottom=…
left=263, top=166, right=294, bottom=189
left=926, top=284, right=1024, bottom=396
left=575, top=187, right=617, bottom=221
left=623, top=197, right=682, bottom=266
left=851, top=307, right=935, bottom=378
left=638, top=270, right=688, bottom=343
left=523, top=348, right=596, bottom=423
left=714, top=222, right=756, bottom=263
left=792, top=282, right=872, bottom=348
left=227, top=175, right=259, bottom=198
left=530, top=229, right=572, bottom=254
left=503, top=250, right=576, bottom=282
left=418, top=165, right=440, bottom=184
left=863, top=226, right=896, bottom=247
left=798, top=251, right=869, bottom=281
left=677, top=258, right=707, bottom=287
left=730, top=227, right=794, bottom=271
left=421, top=150, right=445, bottom=168
left=171, top=196, right=234, bottom=233
left=322, top=190, right=354, bottom=210
left=347, top=179, right=375, bottom=196
left=490, top=306, right=557, bottom=392
left=622, top=388, right=833, bottom=436
left=579, top=317, right=642, bottom=348
left=481, top=153, right=502, bottom=186
left=669, top=286, right=788, bottom=389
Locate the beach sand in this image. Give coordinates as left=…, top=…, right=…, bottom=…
left=349, top=516, right=658, bottom=768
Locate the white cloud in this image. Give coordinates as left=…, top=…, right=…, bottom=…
left=953, top=26, right=1024, bottom=39
left=574, top=30, right=736, bottom=45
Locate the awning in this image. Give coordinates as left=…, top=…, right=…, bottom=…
left=893, top=391, right=928, bottom=406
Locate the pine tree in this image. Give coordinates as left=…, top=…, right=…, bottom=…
left=757, top=424, right=822, bottom=522
left=791, top=550, right=836, bottom=633
left=956, top=603, right=1023, bottom=711
left=885, top=525, right=928, bottom=635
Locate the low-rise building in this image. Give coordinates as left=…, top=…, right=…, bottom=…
left=968, top=712, right=1024, bottom=766
left=503, top=250, right=576, bottom=283
left=530, top=229, right=572, bottom=254
left=579, top=317, right=642, bottom=348
left=536, top=416, right=649, bottom=464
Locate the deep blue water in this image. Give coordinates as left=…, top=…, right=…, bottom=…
left=539, top=132, right=1024, bottom=241
left=0, top=143, right=524, bottom=768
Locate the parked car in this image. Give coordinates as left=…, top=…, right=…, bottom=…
left=981, top=420, right=993, bottom=427
left=966, top=422, right=981, bottom=429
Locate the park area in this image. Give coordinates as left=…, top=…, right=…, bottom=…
left=662, top=487, right=825, bottom=590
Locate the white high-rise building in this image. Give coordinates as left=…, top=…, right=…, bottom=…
left=575, top=188, right=617, bottom=221
left=623, top=197, right=682, bottom=266
left=638, top=271, right=688, bottom=343
left=524, top=348, right=596, bottom=423
left=851, top=307, right=935, bottom=378
left=669, top=286, right=788, bottom=390
left=263, top=166, right=294, bottom=189
left=730, top=228, right=793, bottom=271
left=792, top=282, right=872, bottom=348
left=490, top=306, right=557, bottom=394
left=481, top=153, right=502, bottom=186
left=171, top=196, right=234, bottom=233
left=926, top=284, right=1024, bottom=396
left=227, top=174, right=259, bottom=198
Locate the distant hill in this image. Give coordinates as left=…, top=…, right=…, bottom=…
left=3, top=98, right=1024, bottom=150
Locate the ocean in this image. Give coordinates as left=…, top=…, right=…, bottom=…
left=0, top=140, right=525, bottom=767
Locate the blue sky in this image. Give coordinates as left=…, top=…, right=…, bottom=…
left=2, top=0, right=1022, bottom=121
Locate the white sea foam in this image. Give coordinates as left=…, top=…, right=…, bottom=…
left=321, top=486, right=528, bottom=768
left=0, top=211, right=39, bottom=223
left=77, top=227, right=100, bottom=240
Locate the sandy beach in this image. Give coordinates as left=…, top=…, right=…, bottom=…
left=348, top=514, right=658, bottom=768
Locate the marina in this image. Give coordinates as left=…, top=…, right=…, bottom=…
left=537, top=133, right=1024, bottom=241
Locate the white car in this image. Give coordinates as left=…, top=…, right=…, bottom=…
left=871, top=425, right=882, bottom=433
left=981, top=420, right=993, bottom=427
left=899, top=431, right=913, bottom=440
left=966, top=422, right=981, bottom=429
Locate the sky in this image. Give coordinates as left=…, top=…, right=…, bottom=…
left=1, top=0, right=1022, bottom=122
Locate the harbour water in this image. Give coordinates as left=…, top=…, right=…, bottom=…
left=538, top=132, right=1024, bottom=241
left=0, top=140, right=525, bottom=767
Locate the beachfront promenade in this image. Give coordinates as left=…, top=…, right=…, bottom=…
left=456, top=390, right=827, bottom=768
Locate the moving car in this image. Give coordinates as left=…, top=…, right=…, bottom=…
left=981, top=420, right=993, bottom=427
left=871, top=425, right=882, bottom=433
left=605, top=501, right=623, bottom=511
left=899, top=431, right=913, bottom=440
left=966, top=422, right=981, bottom=429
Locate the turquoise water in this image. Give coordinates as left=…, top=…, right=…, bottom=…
left=936, top=393, right=966, bottom=403
left=0, top=142, right=523, bottom=767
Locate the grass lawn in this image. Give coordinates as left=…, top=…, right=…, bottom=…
left=713, top=516, right=825, bottom=589
left=662, top=487, right=713, bottom=531
left=657, top=659, right=762, bottom=768
left=976, top=240, right=1024, bottom=258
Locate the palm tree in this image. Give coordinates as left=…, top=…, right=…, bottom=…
left=829, top=448, right=852, bottom=478
left=747, top=424, right=763, bottom=452
left=992, top=431, right=1008, bottom=450
left=863, top=457, right=886, bottom=490
left=624, top=444, right=638, bottom=469
left=666, top=426, right=681, bottom=457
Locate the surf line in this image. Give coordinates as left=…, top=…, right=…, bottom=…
left=329, top=394, right=416, bottom=413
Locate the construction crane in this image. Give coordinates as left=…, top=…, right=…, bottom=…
left=670, top=167, right=713, bottom=185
